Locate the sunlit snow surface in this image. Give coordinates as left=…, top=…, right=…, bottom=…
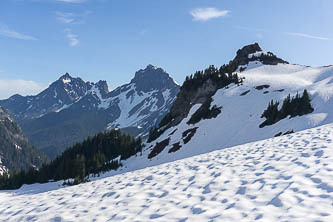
left=1, top=124, right=333, bottom=221
left=140, top=63, right=333, bottom=166
left=1, top=63, right=333, bottom=221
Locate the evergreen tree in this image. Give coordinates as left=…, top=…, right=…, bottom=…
left=260, top=90, right=314, bottom=128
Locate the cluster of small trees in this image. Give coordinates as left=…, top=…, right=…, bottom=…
left=157, top=64, right=243, bottom=129
left=182, top=65, right=242, bottom=91
left=260, top=89, right=314, bottom=128
left=254, top=52, right=288, bottom=65
left=0, top=129, right=142, bottom=190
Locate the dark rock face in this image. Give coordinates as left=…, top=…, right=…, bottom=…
left=0, top=66, right=179, bottom=159
left=89, top=80, right=109, bottom=99
left=168, top=79, right=219, bottom=127
left=234, top=43, right=263, bottom=66
left=0, top=107, right=48, bottom=173
left=233, top=43, right=288, bottom=66
left=130, top=65, right=177, bottom=93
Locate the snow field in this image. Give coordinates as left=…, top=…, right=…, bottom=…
left=0, top=123, right=332, bottom=221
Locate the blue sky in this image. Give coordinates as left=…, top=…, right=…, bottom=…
left=0, top=0, right=332, bottom=98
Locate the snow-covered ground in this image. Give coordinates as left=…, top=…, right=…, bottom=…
left=143, top=63, right=333, bottom=164
left=1, top=123, right=333, bottom=221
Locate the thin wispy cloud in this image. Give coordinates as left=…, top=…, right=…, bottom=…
left=286, top=32, right=330, bottom=41
left=0, top=79, right=48, bottom=99
left=65, top=28, right=79, bottom=47
left=236, top=26, right=330, bottom=41
left=0, top=24, right=37, bottom=40
left=190, top=8, right=229, bottom=22
left=55, top=12, right=76, bottom=24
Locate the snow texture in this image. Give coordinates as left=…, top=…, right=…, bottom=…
left=144, top=63, right=333, bottom=164
left=1, top=123, right=333, bottom=221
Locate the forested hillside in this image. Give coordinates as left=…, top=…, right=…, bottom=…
left=0, top=129, right=142, bottom=189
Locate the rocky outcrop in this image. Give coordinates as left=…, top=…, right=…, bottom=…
left=233, top=43, right=263, bottom=66
left=166, top=79, right=218, bottom=127
left=233, top=43, right=288, bottom=66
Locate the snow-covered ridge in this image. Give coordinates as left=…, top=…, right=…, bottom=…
left=1, top=123, right=332, bottom=221
left=144, top=63, right=333, bottom=163
left=0, top=65, right=179, bottom=129
left=0, top=66, right=180, bottom=158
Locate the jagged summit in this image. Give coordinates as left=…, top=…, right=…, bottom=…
left=0, top=66, right=179, bottom=159
left=90, top=80, right=109, bottom=99
left=59, top=72, right=71, bottom=80
left=130, top=65, right=178, bottom=92
left=55, top=73, right=84, bottom=85
left=233, top=43, right=288, bottom=67
left=131, top=65, right=167, bottom=81
left=234, top=43, right=262, bottom=65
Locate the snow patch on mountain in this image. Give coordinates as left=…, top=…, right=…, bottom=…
left=106, top=84, right=166, bottom=129
left=62, top=78, right=71, bottom=84
left=0, top=158, right=6, bottom=176
left=14, top=144, right=22, bottom=150
left=248, top=51, right=265, bottom=58
left=0, top=166, right=6, bottom=176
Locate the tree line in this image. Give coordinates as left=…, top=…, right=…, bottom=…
left=182, top=64, right=243, bottom=92
left=0, top=129, right=142, bottom=189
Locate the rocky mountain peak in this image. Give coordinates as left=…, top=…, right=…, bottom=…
left=95, top=80, right=109, bottom=93
left=56, top=73, right=84, bottom=86
left=233, top=43, right=288, bottom=66
left=235, top=43, right=262, bottom=62
left=130, top=65, right=178, bottom=92
left=87, top=80, right=109, bottom=99
left=59, top=72, right=71, bottom=80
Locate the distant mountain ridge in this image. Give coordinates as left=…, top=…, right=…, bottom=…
left=0, top=65, right=180, bottom=159
left=2, top=73, right=109, bottom=120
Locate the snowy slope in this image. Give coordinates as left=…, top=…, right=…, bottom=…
left=104, top=64, right=179, bottom=132
left=1, top=123, right=333, bottom=221
left=144, top=62, right=333, bottom=163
